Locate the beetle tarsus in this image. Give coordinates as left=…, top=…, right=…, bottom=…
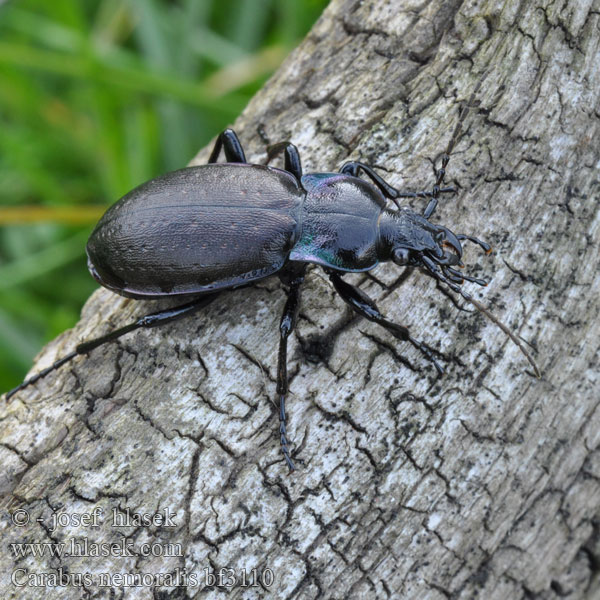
left=279, top=395, right=295, bottom=471
left=5, top=351, right=78, bottom=401
left=415, top=80, right=486, bottom=220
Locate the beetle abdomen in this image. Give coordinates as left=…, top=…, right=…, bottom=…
left=87, top=164, right=304, bottom=298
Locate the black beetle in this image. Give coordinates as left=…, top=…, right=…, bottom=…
left=6, top=120, right=540, bottom=470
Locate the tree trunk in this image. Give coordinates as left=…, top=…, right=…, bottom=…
left=2, top=0, right=599, bottom=598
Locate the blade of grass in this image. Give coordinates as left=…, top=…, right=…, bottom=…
left=0, top=6, right=84, bottom=52
left=92, top=0, right=136, bottom=46
left=132, top=0, right=191, bottom=169
left=187, top=27, right=248, bottom=67
left=0, top=206, right=106, bottom=225
left=0, top=310, right=43, bottom=366
left=203, top=45, right=286, bottom=95
left=0, top=41, right=247, bottom=113
left=0, top=229, right=90, bottom=291
left=229, top=0, right=273, bottom=52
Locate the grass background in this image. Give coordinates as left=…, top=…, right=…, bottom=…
left=0, top=0, right=329, bottom=393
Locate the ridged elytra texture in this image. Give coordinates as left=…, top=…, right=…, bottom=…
left=86, top=164, right=303, bottom=297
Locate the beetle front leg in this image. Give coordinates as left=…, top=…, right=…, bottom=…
left=6, top=293, right=220, bottom=401
left=276, top=263, right=306, bottom=471
left=339, top=161, right=401, bottom=206
left=339, top=161, right=455, bottom=214
left=328, top=271, right=444, bottom=375
left=208, top=129, right=247, bottom=163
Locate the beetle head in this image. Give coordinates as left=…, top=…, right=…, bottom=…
left=380, top=209, right=490, bottom=287
left=381, top=210, right=461, bottom=264
left=391, top=221, right=464, bottom=268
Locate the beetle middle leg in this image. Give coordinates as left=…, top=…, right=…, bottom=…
left=6, top=293, right=220, bottom=401
left=266, top=141, right=303, bottom=183
left=327, top=271, right=444, bottom=375
left=276, top=262, right=307, bottom=471
left=208, top=129, right=247, bottom=163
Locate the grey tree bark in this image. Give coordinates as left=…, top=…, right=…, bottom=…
left=1, top=0, right=599, bottom=598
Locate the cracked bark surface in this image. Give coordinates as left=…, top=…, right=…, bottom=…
left=1, top=0, right=599, bottom=598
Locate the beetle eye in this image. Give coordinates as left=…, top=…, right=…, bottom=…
left=392, top=248, right=411, bottom=265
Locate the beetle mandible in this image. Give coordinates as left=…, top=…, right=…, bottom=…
left=6, top=105, right=540, bottom=470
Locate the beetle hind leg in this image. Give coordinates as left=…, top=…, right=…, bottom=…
left=5, top=294, right=220, bottom=402
left=328, top=271, right=444, bottom=375
left=5, top=351, right=79, bottom=401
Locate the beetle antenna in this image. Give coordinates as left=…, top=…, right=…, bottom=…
left=463, top=293, right=541, bottom=378
left=421, top=256, right=541, bottom=378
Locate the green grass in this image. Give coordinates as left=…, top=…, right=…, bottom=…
left=0, top=0, right=329, bottom=393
